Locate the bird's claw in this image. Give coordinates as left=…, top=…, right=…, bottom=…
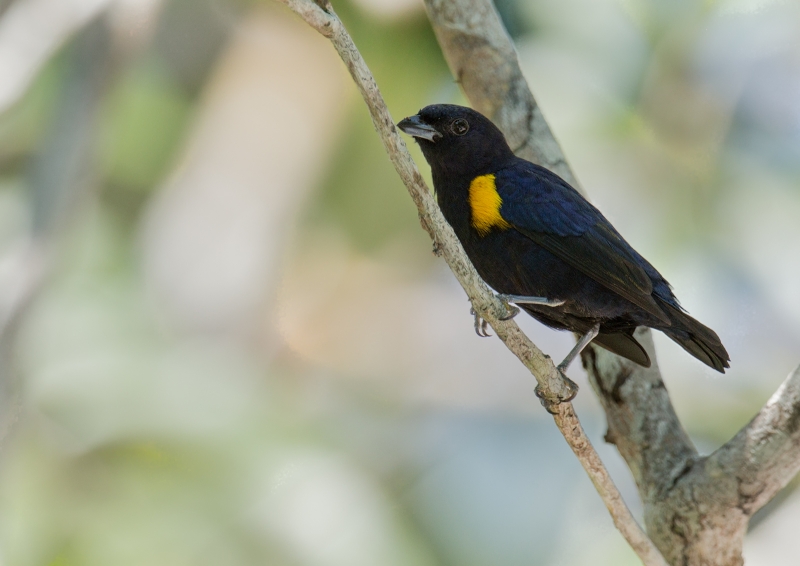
left=472, top=293, right=558, bottom=336
left=534, top=370, right=579, bottom=414
left=471, top=307, right=491, bottom=337
left=496, top=294, right=520, bottom=320
left=470, top=293, right=559, bottom=337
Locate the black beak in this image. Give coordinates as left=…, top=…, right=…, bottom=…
left=397, top=114, right=441, bottom=143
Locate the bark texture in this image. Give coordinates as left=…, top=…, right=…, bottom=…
left=424, top=0, right=577, bottom=187
left=279, top=0, right=667, bottom=564
left=422, top=1, right=800, bottom=564
left=281, top=0, right=800, bottom=563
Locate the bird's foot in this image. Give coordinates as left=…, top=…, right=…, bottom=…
left=471, top=294, right=523, bottom=336
left=471, top=307, right=491, bottom=337
left=496, top=294, right=520, bottom=321
left=472, top=294, right=566, bottom=336
left=533, top=324, right=598, bottom=412
left=534, top=370, right=579, bottom=414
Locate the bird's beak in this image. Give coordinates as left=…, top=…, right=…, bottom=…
left=397, top=114, right=441, bottom=142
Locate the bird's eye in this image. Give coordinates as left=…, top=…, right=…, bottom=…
left=451, top=118, right=469, bottom=136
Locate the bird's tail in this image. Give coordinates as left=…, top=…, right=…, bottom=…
left=660, top=304, right=730, bottom=373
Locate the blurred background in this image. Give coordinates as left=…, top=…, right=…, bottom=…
left=0, top=0, right=798, bottom=564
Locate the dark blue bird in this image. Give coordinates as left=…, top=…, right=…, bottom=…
left=398, top=104, right=729, bottom=373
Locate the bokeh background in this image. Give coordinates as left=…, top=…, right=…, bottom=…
left=0, top=0, right=798, bottom=564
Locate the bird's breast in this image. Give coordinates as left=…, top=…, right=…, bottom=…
left=467, top=174, right=511, bottom=237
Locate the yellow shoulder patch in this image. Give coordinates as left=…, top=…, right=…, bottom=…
left=468, top=174, right=511, bottom=236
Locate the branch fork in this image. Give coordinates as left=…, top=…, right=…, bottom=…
left=279, top=0, right=800, bottom=564
left=278, top=0, right=665, bottom=564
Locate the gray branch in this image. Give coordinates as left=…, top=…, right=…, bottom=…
left=281, top=0, right=574, bottom=407
left=424, top=0, right=577, bottom=187
left=278, top=1, right=667, bottom=564
left=423, top=0, right=800, bottom=564
left=709, top=365, right=800, bottom=513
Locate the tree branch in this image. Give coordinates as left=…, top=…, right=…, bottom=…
left=420, top=0, right=698, bottom=510
left=423, top=0, right=577, bottom=187
left=422, top=1, right=800, bottom=564
left=583, top=331, right=696, bottom=502
left=277, top=1, right=667, bottom=564
left=279, top=0, right=574, bottom=406
left=553, top=402, right=668, bottom=564
left=709, top=364, right=800, bottom=514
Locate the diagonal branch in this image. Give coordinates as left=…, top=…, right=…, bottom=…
left=420, top=1, right=699, bottom=507
left=424, top=0, right=695, bottom=502
left=279, top=0, right=575, bottom=407
left=583, top=331, right=697, bottom=500
left=422, top=1, right=800, bottom=564
left=277, top=1, right=667, bottom=564
left=708, top=364, right=800, bottom=515
left=423, top=0, right=577, bottom=187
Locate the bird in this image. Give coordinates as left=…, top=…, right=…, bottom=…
left=397, top=104, right=729, bottom=378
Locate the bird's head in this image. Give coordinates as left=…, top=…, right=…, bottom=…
left=397, top=104, right=514, bottom=178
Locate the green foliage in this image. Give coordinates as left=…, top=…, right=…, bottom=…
left=100, top=61, right=192, bottom=204
left=0, top=56, right=64, bottom=171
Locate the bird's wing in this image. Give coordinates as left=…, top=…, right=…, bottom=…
left=495, top=162, right=670, bottom=324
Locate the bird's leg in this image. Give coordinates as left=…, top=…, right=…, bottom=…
left=557, top=323, right=601, bottom=373
left=496, top=294, right=565, bottom=321
left=472, top=294, right=566, bottom=336
left=497, top=294, right=566, bottom=307
left=534, top=323, right=600, bottom=414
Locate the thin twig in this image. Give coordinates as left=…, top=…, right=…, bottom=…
left=554, top=404, right=667, bottom=563
left=277, top=1, right=667, bottom=564
left=280, top=0, right=574, bottom=406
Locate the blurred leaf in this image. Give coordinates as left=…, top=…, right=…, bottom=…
left=306, top=4, right=450, bottom=252
left=99, top=61, right=192, bottom=206
left=0, top=55, right=64, bottom=173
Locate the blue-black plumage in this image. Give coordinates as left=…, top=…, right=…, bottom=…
left=398, top=104, right=729, bottom=372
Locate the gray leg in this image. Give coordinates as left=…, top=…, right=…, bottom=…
left=557, top=323, right=601, bottom=372
left=534, top=324, right=600, bottom=413
left=495, top=294, right=565, bottom=321
left=497, top=294, right=565, bottom=307
left=472, top=294, right=566, bottom=335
